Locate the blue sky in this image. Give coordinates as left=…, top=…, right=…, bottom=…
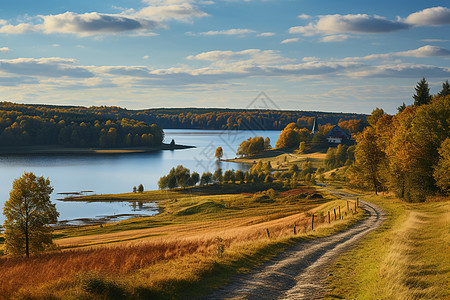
left=0, top=0, right=449, bottom=114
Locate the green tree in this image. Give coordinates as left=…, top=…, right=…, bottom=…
left=138, top=184, right=144, bottom=192
left=235, top=169, right=244, bottom=183
left=413, top=77, right=432, bottom=106
left=189, top=172, right=200, bottom=186
left=213, top=168, right=223, bottom=183
left=3, top=172, right=59, bottom=257
left=200, top=172, right=213, bottom=185
left=215, top=147, right=223, bottom=161
left=438, top=80, right=449, bottom=97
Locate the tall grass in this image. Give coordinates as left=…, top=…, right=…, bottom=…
left=325, top=195, right=449, bottom=300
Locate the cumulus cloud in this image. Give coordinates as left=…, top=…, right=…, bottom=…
left=405, top=6, right=450, bottom=26
left=39, top=12, right=157, bottom=36
left=281, top=38, right=299, bottom=44
left=290, top=14, right=409, bottom=36
left=0, top=47, right=11, bottom=52
left=0, top=1, right=208, bottom=37
left=289, top=7, right=450, bottom=39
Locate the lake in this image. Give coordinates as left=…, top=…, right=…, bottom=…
left=0, top=129, right=281, bottom=225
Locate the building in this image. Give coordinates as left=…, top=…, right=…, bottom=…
left=325, top=125, right=351, bottom=144
left=311, top=116, right=319, bottom=135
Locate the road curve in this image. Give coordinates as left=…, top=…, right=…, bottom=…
left=204, top=201, right=385, bottom=300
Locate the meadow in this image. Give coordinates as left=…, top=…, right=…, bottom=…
left=0, top=179, right=362, bottom=299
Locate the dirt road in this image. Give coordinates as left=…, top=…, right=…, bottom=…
left=205, top=201, right=385, bottom=300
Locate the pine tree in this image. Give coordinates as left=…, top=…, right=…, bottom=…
left=438, top=80, right=449, bottom=97
left=413, top=77, right=432, bottom=106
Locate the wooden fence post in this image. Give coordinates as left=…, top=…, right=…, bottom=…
left=311, top=215, right=314, bottom=231
left=293, top=223, right=297, bottom=235
left=355, top=201, right=357, bottom=212
left=347, top=200, right=349, bottom=211
left=334, top=208, right=337, bottom=220
left=339, top=206, right=341, bottom=220
left=266, top=228, right=270, bottom=239
left=328, top=211, right=331, bottom=224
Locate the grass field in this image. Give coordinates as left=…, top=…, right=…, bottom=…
left=0, top=182, right=363, bottom=299
left=325, top=189, right=449, bottom=300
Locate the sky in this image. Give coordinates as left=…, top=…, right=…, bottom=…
left=0, top=0, right=449, bottom=114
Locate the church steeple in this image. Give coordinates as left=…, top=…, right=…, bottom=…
left=312, top=116, right=319, bottom=134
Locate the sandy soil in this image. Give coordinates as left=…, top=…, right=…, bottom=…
left=205, top=200, right=385, bottom=300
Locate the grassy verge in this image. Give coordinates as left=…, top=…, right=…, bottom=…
left=325, top=193, right=449, bottom=300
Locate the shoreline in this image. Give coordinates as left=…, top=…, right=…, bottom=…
left=0, top=143, right=194, bottom=155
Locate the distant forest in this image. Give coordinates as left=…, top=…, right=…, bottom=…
left=0, top=102, right=164, bottom=148
left=0, top=102, right=367, bottom=148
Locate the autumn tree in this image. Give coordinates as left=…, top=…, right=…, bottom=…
left=3, top=172, right=59, bottom=257
left=215, top=147, right=223, bottom=160
left=434, top=138, right=450, bottom=192
left=264, top=137, right=272, bottom=150
left=413, top=77, right=432, bottom=106
left=351, top=127, right=385, bottom=194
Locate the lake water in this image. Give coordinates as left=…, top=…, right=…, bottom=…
left=0, top=129, right=281, bottom=225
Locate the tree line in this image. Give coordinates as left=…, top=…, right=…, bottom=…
left=348, top=79, right=449, bottom=202
left=0, top=102, right=164, bottom=148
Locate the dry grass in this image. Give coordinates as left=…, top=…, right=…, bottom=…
left=0, top=194, right=357, bottom=299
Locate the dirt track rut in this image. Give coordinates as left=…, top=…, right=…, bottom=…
left=205, top=201, right=385, bottom=300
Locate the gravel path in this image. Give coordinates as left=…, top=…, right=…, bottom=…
left=205, top=201, right=385, bottom=300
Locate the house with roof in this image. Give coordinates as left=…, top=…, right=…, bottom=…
left=325, top=125, right=351, bottom=144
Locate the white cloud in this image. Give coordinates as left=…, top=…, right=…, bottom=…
left=187, top=49, right=294, bottom=65
left=290, top=14, right=409, bottom=36
left=298, top=14, right=311, bottom=20
left=405, top=6, right=450, bottom=26
left=143, top=55, right=150, bottom=59
left=40, top=12, right=158, bottom=36
left=351, top=63, right=450, bottom=78
left=0, top=47, right=11, bottom=52
left=0, top=1, right=208, bottom=37
left=0, top=23, right=39, bottom=34
left=422, top=39, right=449, bottom=42
left=321, top=34, right=351, bottom=42
left=281, top=38, right=299, bottom=44
left=0, top=57, right=94, bottom=78
left=135, top=2, right=209, bottom=22
left=258, top=32, right=275, bottom=37
left=196, top=28, right=256, bottom=36
left=396, top=45, right=450, bottom=57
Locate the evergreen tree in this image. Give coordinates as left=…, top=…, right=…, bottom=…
left=413, top=77, right=432, bottom=106
left=138, top=184, right=144, bottom=192
left=438, top=80, right=449, bottom=97
left=3, top=172, right=59, bottom=257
